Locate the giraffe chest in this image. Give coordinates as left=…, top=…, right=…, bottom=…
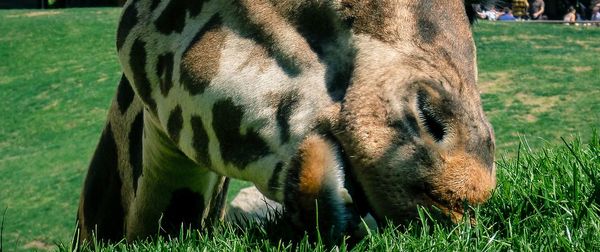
left=117, top=0, right=337, bottom=199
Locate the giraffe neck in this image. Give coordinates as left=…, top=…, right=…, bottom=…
left=116, top=0, right=353, bottom=203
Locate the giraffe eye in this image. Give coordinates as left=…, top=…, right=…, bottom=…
left=417, top=90, right=446, bottom=142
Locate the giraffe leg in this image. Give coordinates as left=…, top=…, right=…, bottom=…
left=76, top=123, right=126, bottom=244
left=125, top=113, right=225, bottom=240
left=76, top=76, right=142, bottom=245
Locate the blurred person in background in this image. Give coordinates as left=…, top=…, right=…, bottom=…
left=591, top=4, right=600, bottom=21
left=498, top=7, right=517, bottom=21
left=530, top=0, right=546, bottom=20
left=564, top=6, right=577, bottom=23
left=477, top=4, right=502, bottom=21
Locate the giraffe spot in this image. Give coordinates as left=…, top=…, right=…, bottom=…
left=154, top=0, right=187, bottom=34
left=276, top=92, right=300, bottom=143
left=415, top=1, right=439, bottom=44
left=283, top=146, right=303, bottom=219
left=417, top=17, right=438, bottom=44
left=187, top=1, right=204, bottom=17
left=190, top=116, right=211, bottom=167
left=157, top=52, right=174, bottom=96
left=212, top=99, right=270, bottom=169
left=401, top=144, right=434, bottom=171
left=81, top=123, right=124, bottom=241
left=129, top=111, right=144, bottom=194
left=130, top=39, right=157, bottom=114
left=326, top=62, right=353, bottom=102
left=116, top=2, right=138, bottom=51
left=167, top=105, right=183, bottom=144
left=161, top=188, right=205, bottom=235
left=294, top=5, right=353, bottom=101
left=180, top=15, right=224, bottom=96
left=268, top=162, right=284, bottom=193
left=116, top=75, right=135, bottom=114
left=295, top=4, right=338, bottom=55
left=234, top=3, right=302, bottom=77
left=154, top=0, right=206, bottom=34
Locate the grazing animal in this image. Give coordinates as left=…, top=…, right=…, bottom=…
left=76, top=0, right=497, bottom=243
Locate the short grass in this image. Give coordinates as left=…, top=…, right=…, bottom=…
left=0, top=8, right=598, bottom=251
left=474, top=22, right=600, bottom=153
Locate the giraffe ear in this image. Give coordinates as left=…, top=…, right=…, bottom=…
left=284, top=134, right=358, bottom=242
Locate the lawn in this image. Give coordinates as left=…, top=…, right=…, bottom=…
left=474, top=22, right=600, bottom=153
left=0, top=8, right=598, bottom=251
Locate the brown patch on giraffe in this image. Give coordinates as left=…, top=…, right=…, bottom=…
left=228, top=0, right=321, bottom=75
left=180, top=15, right=226, bottom=95
left=338, top=1, right=466, bottom=44
left=283, top=135, right=350, bottom=238
left=337, top=0, right=387, bottom=41
left=295, top=135, right=336, bottom=199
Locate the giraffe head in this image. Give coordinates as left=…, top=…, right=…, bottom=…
left=333, top=0, right=497, bottom=224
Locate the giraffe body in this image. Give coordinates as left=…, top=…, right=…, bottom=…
left=78, top=0, right=498, bottom=243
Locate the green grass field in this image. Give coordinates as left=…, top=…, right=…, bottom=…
left=0, top=8, right=598, bottom=251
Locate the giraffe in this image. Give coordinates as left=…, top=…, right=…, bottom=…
left=76, top=0, right=498, bottom=244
